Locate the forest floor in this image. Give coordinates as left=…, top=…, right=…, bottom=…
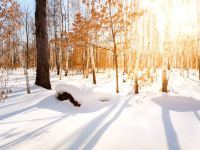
left=0, top=69, right=200, bottom=150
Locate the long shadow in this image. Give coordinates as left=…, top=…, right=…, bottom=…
left=7, top=88, right=45, bottom=99
left=0, top=91, right=46, bottom=109
left=179, top=75, right=200, bottom=91
left=194, top=111, right=200, bottom=121
left=0, top=128, right=17, bottom=139
left=10, top=85, right=45, bottom=96
left=0, top=94, right=59, bottom=121
left=152, top=95, right=200, bottom=150
left=0, top=85, right=46, bottom=107
left=0, top=99, right=31, bottom=109
left=162, top=108, right=180, bottom=150
left=0, top=86, right=127, bottom=149
left=66, top=99, right=121, bottom=150
left=185, top=72, right=200, bottom=84
left=82, top=97, right=132, bottom=150
left=0, top=114, right=70, bottom=150
left=188, top=77, right=200, bottom=84
left=0, top=115, right=66, bottom=124
left=0, top=105, right=36, bottom=120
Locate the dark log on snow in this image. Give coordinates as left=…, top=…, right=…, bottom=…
left=57, top=92, right=81, bottom=107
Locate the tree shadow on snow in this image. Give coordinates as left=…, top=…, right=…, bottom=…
left=0, top=114, right=70, bottom=150
left=0, top=94, right=76, bottom=149
left=0, top=85, right=46, bottom=105
left=0, top=92, right=125, bottom=149
left=52, top=95, right=132, bottom=150
left=152, top=95, right=200, bottom=150
left=0, top=92, right=117, bottom=122
left=0, top=93, right=54, bottom=121
left=0, top=84, right=132, bottom=150
left=82, top=96, right=132, bottom=150
left=8, top=85, right=46, bottom=98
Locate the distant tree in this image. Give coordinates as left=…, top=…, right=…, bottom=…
left=23, top=5, right=32, bottom=69
left=0, top=0, right=22, bottom=41
left=100, top=0, right=143, bottom=93
left=69, top=13, right=89, bottom=76
left=35, top=0, right=51, bottom=89
left=0, top=0, right=22, bottom=69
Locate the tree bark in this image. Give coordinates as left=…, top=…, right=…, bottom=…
left=35, top=0, right=51, bottom=89
left=134, top=51, right=140, bottom=94
left=109, top=0, right=119, bottom=93
left=85, top=48, right=90, bottom=78
left=198, top=55, right=200, bottom=80
left=90, top=45, right=96, bottom=84
left=24, top=66, right=30, bottom=93
left=25, top=11, right=29, bottom=69
left=65, top=0, right=70, bottom=76
left=162, top=47, right=168, bottom=93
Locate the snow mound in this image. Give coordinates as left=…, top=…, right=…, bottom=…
left=55, top=81, right=113, bottom=106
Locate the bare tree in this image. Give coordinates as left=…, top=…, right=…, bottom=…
left=24, top=5, right=32, bottom=69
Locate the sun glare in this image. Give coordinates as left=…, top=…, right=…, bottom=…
left=140, top=0, right=198, bottom=39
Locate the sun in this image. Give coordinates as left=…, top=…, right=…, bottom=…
left=140, top=0, right=198, bottom=39
left=171, top=1, right=197, bottom=36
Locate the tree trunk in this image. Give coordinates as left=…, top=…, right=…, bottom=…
left=113, top=41, right=119, bottom=93
left=59, top=48, right=62, bottom=80
left=134, top=51, right=140, bottom=94
left=123, top=51, right=126, bottom=75
left=53, top=3, right=60, bottom=76
left=35, top=0, right=51, bottom=89
left=162, top=48, right=168, bottom=93
left=109, top=0, right=119, bottom=93
left=65, top=50, right=69, bottom=76
left=26, top=36, right=29, bottom=69
left=135, top=75, right=139, bottom=94
left=65, top=0, right=70, bottom=76
left=24, top=66, right=30, bottom=93
left=199, top=55, right=200, bottom=80
left=90, top=45, right=96, bottom=84
left=26, top=11, right=29, bottom=69
left=85, top=48, right=90, bottom=78
left=162, top=68, right=168, bottom=92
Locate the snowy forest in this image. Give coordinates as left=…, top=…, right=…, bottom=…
left=0, top=0, right=200, bottom=150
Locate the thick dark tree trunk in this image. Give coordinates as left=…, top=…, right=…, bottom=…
left=35, top=0, right=51, bottom=89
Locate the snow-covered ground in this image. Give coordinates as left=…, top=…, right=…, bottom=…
left=0, top=69, right=200, bottom=150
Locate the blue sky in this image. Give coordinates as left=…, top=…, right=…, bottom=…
left=17, top=0, right=35, bottom=13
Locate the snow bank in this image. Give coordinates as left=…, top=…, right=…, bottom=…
left=55, top=81, right=113, bottom=107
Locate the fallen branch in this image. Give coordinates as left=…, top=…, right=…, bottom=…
left=57, top=92, right=81, bottom=107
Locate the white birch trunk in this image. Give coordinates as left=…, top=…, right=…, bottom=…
left=19, top=46, right=30, bottom=94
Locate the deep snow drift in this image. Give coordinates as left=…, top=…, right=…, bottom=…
left=0, top=69, right=200, bottom=150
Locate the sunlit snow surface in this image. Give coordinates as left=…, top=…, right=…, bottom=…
left=0, top=69, right=200, bottom=150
